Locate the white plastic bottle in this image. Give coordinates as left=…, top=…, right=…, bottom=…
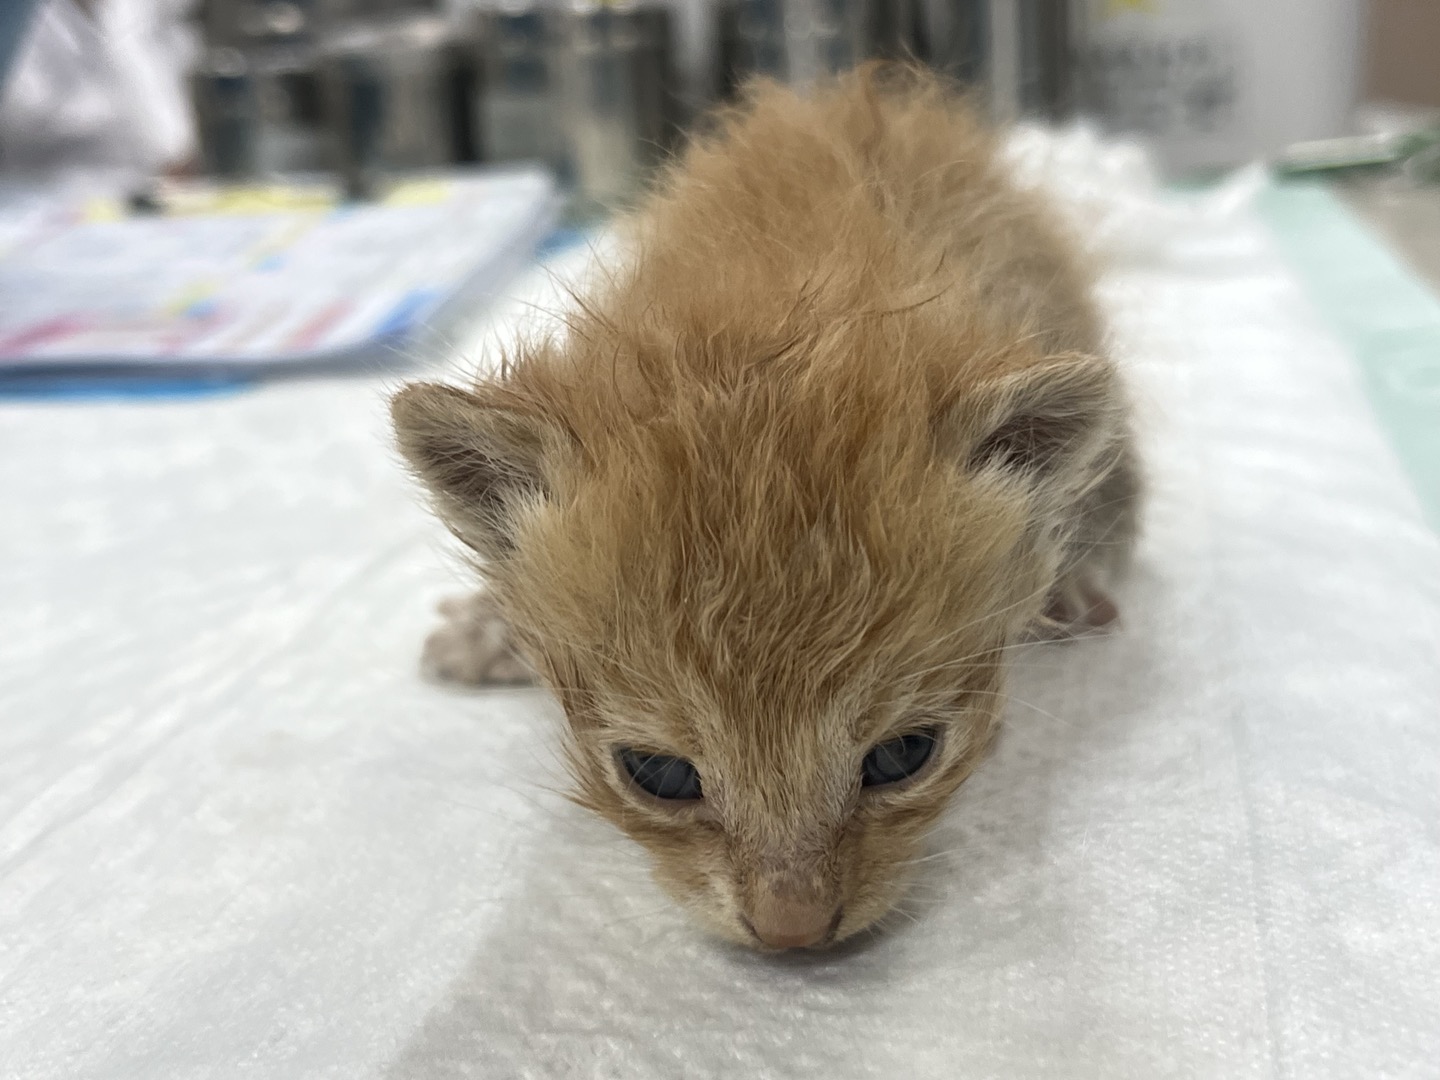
left=1077, top=0, right=1365, bottom=175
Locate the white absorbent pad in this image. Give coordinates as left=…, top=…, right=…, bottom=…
left=3, top=140, right=1439, bottom=1079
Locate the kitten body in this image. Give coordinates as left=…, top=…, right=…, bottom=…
left=394, top=66, right=1139, bottom=949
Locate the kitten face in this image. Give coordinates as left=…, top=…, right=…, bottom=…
left=485, top=420, right=1048, bottom=948
left=554, top=649, right=1004, bottom=947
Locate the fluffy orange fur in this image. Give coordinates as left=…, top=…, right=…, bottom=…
left=392, top=65, right=1139, bottom=949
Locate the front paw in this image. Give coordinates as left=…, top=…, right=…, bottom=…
left=421, top=592, right=535, bottom=687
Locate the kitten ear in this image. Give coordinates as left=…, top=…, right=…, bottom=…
left=390, top=382, right=569, bottom=559
left=945, top=354, right=1122, bottom=499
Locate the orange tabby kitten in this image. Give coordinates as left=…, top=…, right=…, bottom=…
left=392, top=65, right=1139, bottom=950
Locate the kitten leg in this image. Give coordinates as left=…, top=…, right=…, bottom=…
left=421, top=590, right=534, bottom=686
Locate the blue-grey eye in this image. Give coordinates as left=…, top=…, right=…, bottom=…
left=862, top=729, right=938, bottom=787
left=617, top=747, right=703, bottom=800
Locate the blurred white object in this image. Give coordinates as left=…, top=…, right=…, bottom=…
left=1004, top=119, right=1267, bottom=265
left=0, top=0, right=196, bottom=182
left=1078, top=0, right=1365, bottom=174
left=0, top=169, right=559, bottom=376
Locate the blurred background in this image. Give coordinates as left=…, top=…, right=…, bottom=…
left=0, top=0, right=1436, bottom=383
left=2, top=0, right=1437, bottom=199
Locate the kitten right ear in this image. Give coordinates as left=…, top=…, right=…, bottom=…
left=391, top=382, right=567, bottom=559
left=941, top=353, right=1123, bottom=505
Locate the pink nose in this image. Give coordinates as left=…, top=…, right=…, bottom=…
left=745, top=900, right=843, bottom=949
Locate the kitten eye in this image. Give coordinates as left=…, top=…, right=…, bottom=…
left=861, top=729, right=938, bottom=787
left=617, top=747, right=703, bottom=800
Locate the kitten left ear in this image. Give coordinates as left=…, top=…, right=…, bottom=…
left=942, top=354, right=1123, bottom=498
left=391, top=381, right=571, bottom=559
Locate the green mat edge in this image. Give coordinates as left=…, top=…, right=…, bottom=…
left=1257, top=181, right=1440, bottom=532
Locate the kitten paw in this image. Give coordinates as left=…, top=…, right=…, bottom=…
left=421, top=592, right=534, bottom=686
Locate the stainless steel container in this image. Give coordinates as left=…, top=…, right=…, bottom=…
left=734, top=0, right=844, bottom=84
left=916, top=0, right=987, bottom=83
left=197, top=0, right=443, bottom=48
left=724, top=0, right=1073, bottom=121
left=318, top=14, right=479, bottom=198
left=556, top=2, right=679, bottom=212
left=716, top=0, right=747, bottom=99
left=731, top=0, right=909, bottom=86
left=1000, top=0, right=1072, bottom=120
left=198, top=0, right=320, bottom=48
left=472, top=6, right=567, bottom=175
left=632, top=4, right=688, bottom=140
left=317, top=0, right=441, bottom=22
left=191, top=44, right=329, bottom=179
left=931, top=0, right=1072, bottom=121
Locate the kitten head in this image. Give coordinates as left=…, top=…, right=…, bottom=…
left=392, top=317, right=1119, bottom=948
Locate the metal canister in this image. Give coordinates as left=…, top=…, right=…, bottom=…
left=734, top=0, right=841, bottom=84
left=1004, top=0, right=1073, bottom=121
left=632, top=4, right=688, bottom=140
left=190, top=44, right=329, bottom=179
left=317, top=14, right=480, bottom=199
left=198, top=0, right=320, bottom=48
left=731, top=0, right=906, bottom=86
left=916, top=0, right=987, bottom=84
left=555, top=2, right=679, bottom=213
left=716, top=0, right=747, bottom=99
left=472, top=6, right=567, bottom=175
left=316, top=0, right=441, bottom=23
left=943, top=0, right=1072, bottom=121
left=723, top=0, right=1073, bottom=122
left=198, top=0, right=443, bottom=47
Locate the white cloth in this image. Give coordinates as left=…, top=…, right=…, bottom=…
left=3, top=135, right=1439, bottom=1078
left=0, top=0, right=195, bottom=179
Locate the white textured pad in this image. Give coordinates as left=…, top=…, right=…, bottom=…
left=3, top=148, right=1439, bottom=1078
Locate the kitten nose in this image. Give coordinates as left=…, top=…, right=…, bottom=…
left=746, top=893, right=843, bottom=949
